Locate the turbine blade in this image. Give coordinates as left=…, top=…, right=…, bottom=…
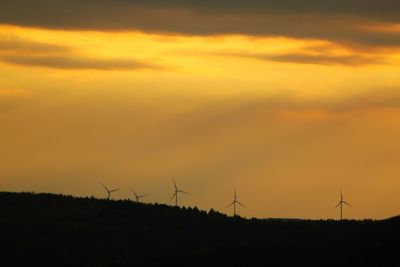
left=110, top=188, right=121, bottom=193
left=343, top=201, right=352, bottom=207
left=237, top=201, right=245, bottom=208
left=170, top=193, right=177, bottom=201
left=178, top=190, right=189, bottom=195
left=227, top=202, right=234, bottom=208
left=333, top=202, right=341, bottom=209
left=172, top=177, right=177, bottom=190
left=129, top=188, right=138, bottom=198
left=100, top=183, right=110, bottom=193
left=139, top=194, right=149, bottom=198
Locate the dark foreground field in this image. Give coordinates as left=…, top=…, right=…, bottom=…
left=0, top=192, right=398, bottom=266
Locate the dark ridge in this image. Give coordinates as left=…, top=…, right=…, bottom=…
left=0, top=191, right=398, bottom=267
left=383, top=215, right=400, bottom=221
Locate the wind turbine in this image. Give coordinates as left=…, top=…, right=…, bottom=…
left=100, top=183, right=121, bottom=200
left=334, top=189, right=352, bottom=221
left=170, top=177, right=189, bottom=206
left=227, top=187, right=245, bottom=217
left=129, top=188, right=148, bottom=203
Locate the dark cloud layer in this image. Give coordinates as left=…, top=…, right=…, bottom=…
left=2, top=1, right=400, bottom=20
left=1, top=1, right=400, bottom=47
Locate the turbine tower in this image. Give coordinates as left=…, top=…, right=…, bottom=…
left=227, top=187, right=245, bottom=217
left=100, top=183, right=121, bottom=200
left=334, top=189, right=352, bottom=221
left=170, top=177, right=189, bottom=206
left=129, top=188, right=148, bottom=203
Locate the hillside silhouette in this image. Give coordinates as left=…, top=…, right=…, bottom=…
left=0, top=192, right=398, bottom=266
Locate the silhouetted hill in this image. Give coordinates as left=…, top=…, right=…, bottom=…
left=0, top=192, right=398, bottom=266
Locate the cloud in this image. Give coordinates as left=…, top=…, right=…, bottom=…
left=1, top=1, right=400, bottom=48
left=0, top=34, right=163, bottom=71
left=2, top=1, right=400, bottom=22
left=0, top=54, right=161, bottom=71
left=0, top=34, right=68, bottom=53
left=229, top=52, right=387, bottom=66
left=256, top=87, right=400, bottom=113
left=181, top=41, right=391, bottom=66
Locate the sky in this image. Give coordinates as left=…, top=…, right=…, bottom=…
left=1, top=0, right=400, bottom=219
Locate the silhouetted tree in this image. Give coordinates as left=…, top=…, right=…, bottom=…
left=0, top=191, right=398, bottom=267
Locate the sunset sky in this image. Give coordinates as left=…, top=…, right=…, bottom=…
left=1, top=0, right=400, bottom=219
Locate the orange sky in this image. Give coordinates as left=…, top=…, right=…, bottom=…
left=1, top=6, right=400, bottom=219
